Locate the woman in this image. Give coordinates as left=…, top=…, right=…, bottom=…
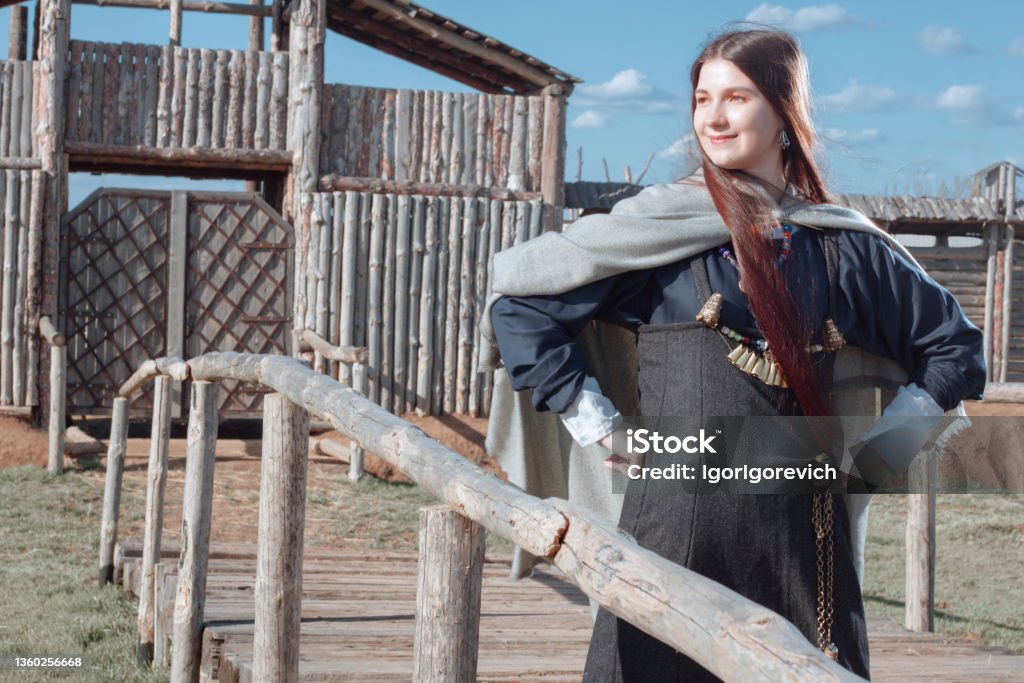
left=483, top=29, right=985, bottom=681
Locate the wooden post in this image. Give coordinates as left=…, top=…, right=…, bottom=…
left=539, top=84, right=566, bottom=233
left=136, top=375, right=173, bottom=665
left=983, top=223, right=998, bottom=381
left=253, top=393, right=309, bottom=683
left=153, top=561, right=172, bottom=667
left=46, top=343, right=66, bottom=473
left=98, top=396, right=129, bottom=585
left=249, top=0, right=264, bottom=51
left=1001, top=225, right=1014, bottom=382
left=905, top=451, right=936, bottom=632
left=169, top=0, right=182, bottom=45
left=169, top=380, right=219, bottom=683
left=8, top=6, right=28, bottom=60
left=285, top=0, right=325, bottom=343
left=412, top=505, right=485, bottom=683
left=35, top=0, right=69, bottom=427
left=270, top=0, right=283, bottom=51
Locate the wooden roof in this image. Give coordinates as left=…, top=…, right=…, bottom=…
left=833, top=194, right=1020, bottom=233
left=564, top=181, right=1023, bottom=233
left=325, top=0, right=581, bottom=95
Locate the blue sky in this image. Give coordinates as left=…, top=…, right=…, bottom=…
left=1, top=0, right=1021, bottom=202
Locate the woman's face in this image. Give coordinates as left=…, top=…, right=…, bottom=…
left=693, top=58, right=786, bottom=186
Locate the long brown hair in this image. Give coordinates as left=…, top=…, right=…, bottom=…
left=690, top=29, right=832, bottom=417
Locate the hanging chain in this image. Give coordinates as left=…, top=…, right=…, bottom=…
left=813, top=492, right=839, bottom=661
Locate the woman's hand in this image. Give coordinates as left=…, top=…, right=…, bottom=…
left=598, top=427, right=644, bottom=475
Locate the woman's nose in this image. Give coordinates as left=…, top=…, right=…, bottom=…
left=705, top=100, right=727, bottom=127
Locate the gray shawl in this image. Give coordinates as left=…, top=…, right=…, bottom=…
left=478, top=175, right=965, bottom=578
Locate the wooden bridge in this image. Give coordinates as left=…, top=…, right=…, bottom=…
left=92, top=351, right=1024, bottom=683
left=112, top=540, right=1024, bottom=682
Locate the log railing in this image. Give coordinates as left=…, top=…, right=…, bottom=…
left=102, top=351, right=866, bottom=682
left=297, top=328, right=368, bottom=480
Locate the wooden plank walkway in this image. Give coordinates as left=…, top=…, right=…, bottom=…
left=116, top=540, right=1024, bottom=682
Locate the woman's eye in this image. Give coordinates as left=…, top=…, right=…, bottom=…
left=729, top=95, right=746, bottom=102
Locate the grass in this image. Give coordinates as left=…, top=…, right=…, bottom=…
left=863, top=493, right=1024, bottom=653
left=0, top=466, right=166, bottom=683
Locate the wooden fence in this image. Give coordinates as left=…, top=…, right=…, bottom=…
left=101, top=351, right=866, bottom=683
left=64, top=41, right=289, bottom=151
left=907, top=243, right=989, bottom=328
left=0, top=169, right=43, bottom=408
left=0, top=60, right=38, bottom=160
left=320, top=86, right=552, bottom=192
left=301, top=190, right=544, bottom=417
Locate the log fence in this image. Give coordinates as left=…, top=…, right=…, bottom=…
left=0, top=168, right=43, bottom=410
left=305, top=190, right=543, bottom=418
left=64, top=40, right=288, bottom=152
left=101, top=351, right=869, bottom=683
left=320, top=86, right=556, bottom=194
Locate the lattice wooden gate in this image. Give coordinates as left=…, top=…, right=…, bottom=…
left=60, top=189, right=292, bottom=416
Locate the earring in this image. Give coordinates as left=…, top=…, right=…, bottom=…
left=780, top=130, right=791, bottom=150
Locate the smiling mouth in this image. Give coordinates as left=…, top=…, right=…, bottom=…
left=709, top=135, right=737, bottom=144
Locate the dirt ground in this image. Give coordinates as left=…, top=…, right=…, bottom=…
left=0, top=415, right=50, bottom=468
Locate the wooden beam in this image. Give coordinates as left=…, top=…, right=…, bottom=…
left=349, top=0, right=560, bottom=91
left=98, top=397, right=129, bottom=585
left=8, top=5, right=27, bottom=59
left=270, top=0, right=282, bottom=50
left=248, top=0, right=263, bottom=49
left=540, top=85, right=567, bottom=232
left=984, top=224, right=998, bottom=381
left=38, top=315, right=64, bottom=346
left=169, top=0, right=181, bottom=44
left=73, top=0, right=273, bottom=15
left=0, top=156, right=45, bottom=169
left=253, top=393, right=309, bottom=683
left=46, top=345, right=66, bottom=474
left=983, top=382, right=1024, bottom=402
left=413, top=506, right=484, bottom=682
left=136, top=375, right=172, bottom=665
left=318, top=174, right=543, bottom=200
left=1000, top=225, right=1014, bottom=382
left=169, top=380, right=219, bottom=682
left=65, top=140, right=292, bottom=170
left=905, top=453, right=936, bottom=633
left=35, top=0, right=70, bottom=431
left=297, top=328, right=367, bottom=364
left=324, top=11, right=515, bottom=94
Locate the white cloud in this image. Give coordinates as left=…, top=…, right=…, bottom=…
left=569, top=110, right=607, bottom=129
left=744, top=3, right=858, bottom=32
left=818, top=81, right=899, bottom=112
left=917, top=25, right=971, bottom=55
left=935, top=84, right=985, bottom=109
left=823, top=127, right=881, bottom=145
left=579, top=69, right=652, bottom=99
left=658, top=135, right=695, bottom=160
left=1006, top=38, right=1024, bottom=58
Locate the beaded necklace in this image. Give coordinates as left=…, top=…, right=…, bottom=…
left=697, top=224, right=843, bottom=388
left=717, top=223, right=794, bottom=270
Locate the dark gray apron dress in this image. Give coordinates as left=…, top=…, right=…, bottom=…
left=582, top=235, right=872, bottom=682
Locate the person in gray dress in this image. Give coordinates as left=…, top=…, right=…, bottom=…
left=489, top=29, right=985, bottom=682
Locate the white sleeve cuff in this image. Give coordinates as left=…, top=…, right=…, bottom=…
left=883, top=383, right=945, bottom=418
left=558, top=376, right=623, bottom=447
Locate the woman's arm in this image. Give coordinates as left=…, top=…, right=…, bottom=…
left=490, top=269, right=649, bottom=444
left=835, top=230, right=987, bottom=411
